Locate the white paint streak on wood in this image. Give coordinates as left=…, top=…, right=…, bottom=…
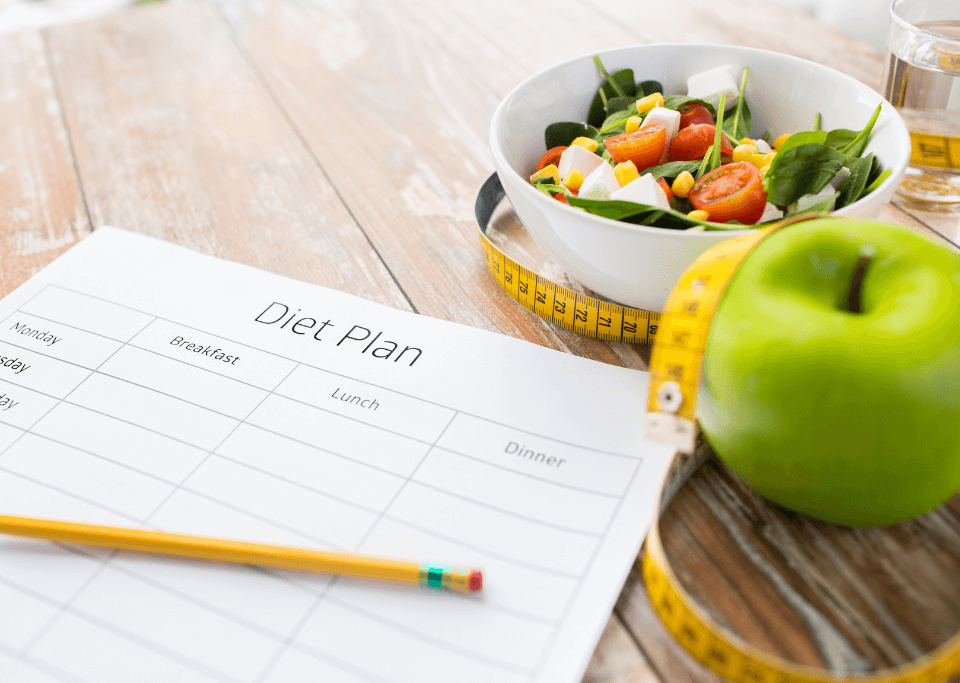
left=0, top=27, right=87, bottom=297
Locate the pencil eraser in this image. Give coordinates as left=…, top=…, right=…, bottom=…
left=469, top=570, right=483, bottom=591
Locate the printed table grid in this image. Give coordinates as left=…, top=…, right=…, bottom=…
left=0, top=284, right=645, bottom=683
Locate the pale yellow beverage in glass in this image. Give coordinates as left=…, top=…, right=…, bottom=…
left=882, top=0, right=960, bottom=207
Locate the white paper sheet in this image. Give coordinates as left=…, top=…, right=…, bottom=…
left=0, top=227, right=674, bottom=683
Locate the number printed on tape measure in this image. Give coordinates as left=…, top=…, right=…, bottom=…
left=477, top=225, right=659, bottom=344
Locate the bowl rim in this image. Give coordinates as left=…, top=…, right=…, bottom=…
left=489, top=43, right=911, bottom=240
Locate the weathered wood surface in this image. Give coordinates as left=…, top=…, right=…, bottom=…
left=2, top=0, right=960, bottom=681
left=0, top=29, right=88, bottom=296
left=44, top=2, right=409, bottom=309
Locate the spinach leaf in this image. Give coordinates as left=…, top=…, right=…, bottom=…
left=775, top=130, right=827, bottom=156
left=545, top=122, right=601, bottom=149
left=836, top=153, right=874, bottom=208
left=661, top=95, right=716, bottom=117
left=762, top=142, right=845, bottom=206
left=587, top=60, right=637, bottom=127
left=566, top=196, right=750, bottom=231
left=785, top=191, right=839, bottom=216
left=604, top=96, right=636, bottom=118
left=865, top=154, right=882, bottom=187
left=599, top=106, right=635, bottom=135
left=824, top=104, right=882, bottom=160
left=642, top=160, right=701, bottom=180
left=813, top=112, right=822, bottom=132
left=825, top=128, right=858, bottom=152
left=638, top=79, right=664, bottom=98
left=722, top=68, right=751, bottom=141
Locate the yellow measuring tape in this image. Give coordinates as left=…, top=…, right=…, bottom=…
left=475, top=172, right=960, bottom=683
left=475, top=173, right=660, bottom=345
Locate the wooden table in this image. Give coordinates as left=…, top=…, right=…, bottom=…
left=3, top=1, right=959, bottom=681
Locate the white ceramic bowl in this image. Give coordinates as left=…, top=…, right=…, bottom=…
left=489, top=44, right=911, bottom=311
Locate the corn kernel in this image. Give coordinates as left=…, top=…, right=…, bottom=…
left=750, top=153, right=767, bottom=167
left=759, top=165, right=771, bottom=179
left=688, top=209, right=710, bottom=221
left=764, top=152, right=776, bottom=164
left=530, top=164, right=560, bottom=185
left=636, top=92, right=664, bottom=115
left=614, top=160, right=639, bottom=187
left=625, top=116, right=642, bottom=133
left=740, top=138, right=754, bottom=146
left=571, top=136, right=599, bottom=153
left=773, top=133, right=792, bottom=149
left=732, top=144, right=758, bottom=163
left=671, top=171, right=695, bottom=198
left=562, top=169, right=584, bottom=192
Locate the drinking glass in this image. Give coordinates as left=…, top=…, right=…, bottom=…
left=882, top=0, right=960, bottom=208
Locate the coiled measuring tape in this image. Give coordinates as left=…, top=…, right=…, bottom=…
left=475, top=173, right=660, bottom=345
left=475, top=172, right=960, bottom=683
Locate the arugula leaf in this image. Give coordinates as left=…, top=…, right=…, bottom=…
left=532, top=180, right=564, bottom=196
left=661, top=95, right=716, bottom=116
left=545, top=122, right=600, bottom=149
left=593, top=55, right=630, bottom=97
left=836, top=153, right=874, bottom=208
left=566, top=195, right=752, bottom=231
left=863, top=168, right=891, bottom=196
left=785, top=190, right=839, bottom=216
left=723, top=97, right=752, bottom=144
left=722, top=68, right=750, bottom=141
left=813, top=112, right=822, bottom=132
left=642, top=160, right=701, bottom=180
left=638, top=80, right=664, bottom=98
left=762, top=142, right=845, bottom=206
left=697, top=93, right=727, bottom=178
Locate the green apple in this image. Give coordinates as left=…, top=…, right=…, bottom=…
left=697, top=217, right=960, bottom=526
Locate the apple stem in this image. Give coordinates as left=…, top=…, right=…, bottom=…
left=845, top=246, right=875, bottom=314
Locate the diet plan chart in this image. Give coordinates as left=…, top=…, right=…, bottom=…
left=0, top=226, right=673, bottom=683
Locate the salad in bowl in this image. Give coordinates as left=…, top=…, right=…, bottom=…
left=529, top=56, right=888, bottom=231
left=488, top=45, right=910, bottom=310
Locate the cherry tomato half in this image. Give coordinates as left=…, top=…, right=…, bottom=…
left=536, top=146, right=567, bottom=173
left=657, top=177, right=674, bottom=202
left=688, top=162, right=767, bottom=225
left=667, top=124, right=734, bottom=162
left=677, top=102, right=713, bottom=129
left=605, top=126, right=666, bottom=171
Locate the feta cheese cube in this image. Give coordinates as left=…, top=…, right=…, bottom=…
left=578, top=163, right=621, bottom=200
left=610, top=173, right=670, bottom=209
left=557, top=144, right=604, bottom=181
left=754, top=138, right=773, bottom=154
left=686, top=65, right=739, bottom=108
left=640, top=106, right=682, bottom=150
left=830, top=166, right=851, bottom=190
left=759, top=202, right=783, bottom=223
left=789, top=184, right=838, bottom=213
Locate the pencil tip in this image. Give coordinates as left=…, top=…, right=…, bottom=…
left=469, top=570, right=483, bottom=591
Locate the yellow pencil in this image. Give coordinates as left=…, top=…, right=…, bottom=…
left=0, top=514, right=483, bottom=592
